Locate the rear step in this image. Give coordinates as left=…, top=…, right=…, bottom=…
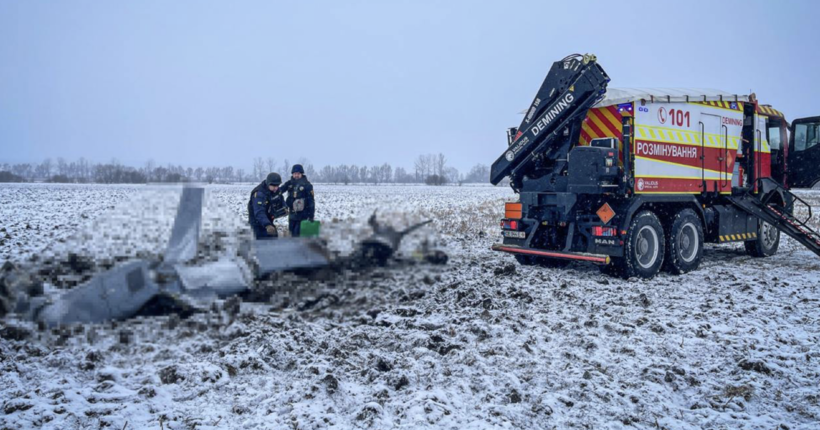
left=727, top=179, right=820, bottom=257
left=492, top=244, right=611, bottom=265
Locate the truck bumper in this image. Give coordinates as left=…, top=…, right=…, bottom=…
left=491, top=244, right=611, bottom=265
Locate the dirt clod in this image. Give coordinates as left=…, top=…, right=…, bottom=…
left=322, top=374, right=339, bottom=393
left=394, top=375, right=409, bottom=390
left=159, top=365, right=184, bottom=384
left=1, top=323, right=32, bottom=341
left=738, top=359, right=771, bottom=375
left=493, top=264, right=516, bottom=276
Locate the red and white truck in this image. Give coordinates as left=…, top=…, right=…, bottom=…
left=491, top=54, right=820, bottom=278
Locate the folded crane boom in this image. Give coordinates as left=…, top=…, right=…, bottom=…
left=490, top=54, right=610, bottom=185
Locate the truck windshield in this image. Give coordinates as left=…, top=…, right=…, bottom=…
left=794, top=122, right=820, bottom=152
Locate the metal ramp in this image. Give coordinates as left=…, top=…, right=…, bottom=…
left=727, top=179, right=820, bottom=257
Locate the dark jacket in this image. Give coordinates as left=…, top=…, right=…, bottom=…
left=247, top=181, right=286, bottom=227
left=281, top=176, right=315, bottom=221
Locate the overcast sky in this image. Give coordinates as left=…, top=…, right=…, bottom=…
left=1, top=1, right=818, bottom=172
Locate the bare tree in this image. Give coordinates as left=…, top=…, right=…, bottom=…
left=266, top=157, right=278, bottom=177
left=370, top=165, right=380, bottom=185
left=359, top=166, right=368, bottom=184
left=280, top=159, right=290, bottom=179
left=56, top=158, right=68, bottom=176
left=435, top=153, right=447, bottom=178
left=253, top=157, right=266, bottom=181
left=77, top=158, right=90, bottom=182
left=319, top=165, right=334, bottom=183
left=36, top=158, right=53, bottom=180
left=221, top=166, right=234, bottom=183
left=445, top=166, right=460, bottom=184
left=381, top=163, right=392, bottom=184
left=414, top=157, right=423, bottom=182
left=297, top=157, right=316, bottom=178
left=144, top=159, right=156, bottom=182
left=465, top=164, right=490, bottom=183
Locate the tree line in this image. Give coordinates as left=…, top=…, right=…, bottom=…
left=0, top=154, right=494, bottom=185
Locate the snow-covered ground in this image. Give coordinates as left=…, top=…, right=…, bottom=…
left=1, top=183, right=819, bottom=429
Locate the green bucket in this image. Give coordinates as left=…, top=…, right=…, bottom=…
left=300, top=220, right=321, bottom=238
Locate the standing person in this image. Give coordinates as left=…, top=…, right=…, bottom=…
left=247, top=172, right=287, bottom=239
left=281, top=164, right=315, bottom=237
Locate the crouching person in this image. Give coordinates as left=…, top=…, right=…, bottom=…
left=282, top=164, right=315, bottom=237
left=247, top=172, right=287, bottom=240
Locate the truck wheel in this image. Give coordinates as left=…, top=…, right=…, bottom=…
left=616, top=210, right=665, bottom=279
left=664, top=209, right=703, bottom=274
left=744, top=220, right=780, bottom=257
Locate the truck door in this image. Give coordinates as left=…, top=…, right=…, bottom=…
left=769, top=121, right=787, bottom=185
left=699, top=113, right=723, bottom=192
left=754, top=114, right=771, bottom=183
left=788, top=116, right=820, bottom=188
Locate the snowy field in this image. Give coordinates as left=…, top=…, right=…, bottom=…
left=1, top=183, right=819, bottom=429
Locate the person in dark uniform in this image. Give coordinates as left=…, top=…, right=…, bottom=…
left=247, top=172, right=287, bottom=240
left=280, top=164, right=315, bottom=237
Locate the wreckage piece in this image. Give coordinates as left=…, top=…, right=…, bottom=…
left=1, top=262, right=46, bottom=319
left=38, top=260, right=162, bottom=327
left=252, top=238, right=331, bottom=277
left=163, top=185, right=204, bottom=266
left=353, top=214, right=433, bottom=266
left=366, top=213, right=432, bottom=250
left=174, top=258, right=253, bottom=300
left=33, top=257, right=252, bottom=327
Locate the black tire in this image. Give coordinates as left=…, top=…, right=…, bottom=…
left=744, top=220, right=780, bottom=257
left=664, top=209, right=704, bottom=274
left=612, top=210, right=665, bottom=279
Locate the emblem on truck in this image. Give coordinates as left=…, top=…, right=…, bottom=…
left=658, top=107, right=668, bottom=124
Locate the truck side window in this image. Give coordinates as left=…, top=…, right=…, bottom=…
left=794, top=122, right=820, bottom=152
left=768, top=127, right=781, bottom=150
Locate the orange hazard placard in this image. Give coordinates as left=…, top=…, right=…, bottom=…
left=505, top=202, right=522, bottom=219
left=596, top=203, right=615, bottom=224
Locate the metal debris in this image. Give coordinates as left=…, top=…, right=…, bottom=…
left=7, top=186, right=438, bottom=327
